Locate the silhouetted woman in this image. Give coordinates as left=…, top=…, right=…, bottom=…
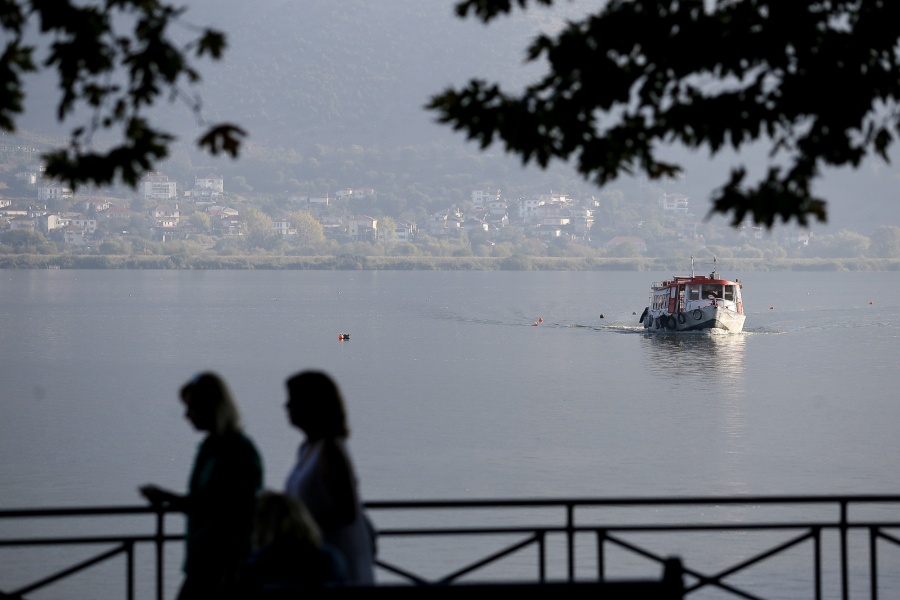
left=140, top=372, right=263, bottom=600
left=284, top=371, right=374, bottom=585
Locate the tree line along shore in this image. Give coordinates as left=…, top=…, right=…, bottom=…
left=1, top=254, right=898, bottom=271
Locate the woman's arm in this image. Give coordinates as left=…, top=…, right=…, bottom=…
left=139, top=484, right=189, bottom=511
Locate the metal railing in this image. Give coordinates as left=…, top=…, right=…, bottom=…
left=1, top=494, right=899, bottom=599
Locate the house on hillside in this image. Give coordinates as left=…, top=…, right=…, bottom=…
left=195, top=173, right=224, bottom=192
left=394, top=219, right=416, bottom=242
left=140, top=172, right=177, bottom=200
left=100, top=206, right=138, bottom=221
left=272, top=218, right=291, bottom=236
left=519, top=197, right=544, bottom=222
left=8, top=216, right=35, bottom=231
left=349, top=215, right=378, bottom=242
left=471, top=189, right=500, bottom=207
left=63, top=225, right=85, bottom=246
left=658, top=193, right=689, bottom=213
left=79, top=198, right=111, bottom=213
left=38, top=183, right=73, bottom=201
left=70, top=215, right=97, bottom=234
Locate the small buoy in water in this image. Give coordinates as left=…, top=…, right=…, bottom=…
left=600, top=314, right=605, bottom=318
left=338, top=333, right=351, bottom=340
left=632, top=311, right=637, bottom=315
left=770, top=306, right=774, bottom=310
left=870, top=301, right=874, bottom=304
left=532, top=322, right=538, bottom=326
left=538, top=317, right=543, bottom=322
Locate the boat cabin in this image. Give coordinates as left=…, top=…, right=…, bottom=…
left=649, top=274, right=743, bottom=316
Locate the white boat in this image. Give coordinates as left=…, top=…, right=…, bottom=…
left=639, top=258, right=746, bottom=333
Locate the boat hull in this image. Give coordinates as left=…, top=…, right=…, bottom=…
left=644, top=305, right=745, bottom=334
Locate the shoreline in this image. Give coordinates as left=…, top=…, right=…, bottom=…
left=1, top=254, right=899, bottom=271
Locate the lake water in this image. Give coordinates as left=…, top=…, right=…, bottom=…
left=1, top=270, right=899, bottom=599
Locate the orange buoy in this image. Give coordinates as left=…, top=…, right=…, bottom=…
left=870, top=301, right=874, bottom=304
left=338, top=334, right=343, bottom=340
left=770, top=306, right=774, bottom=309
left=538, top=317, right=543, bottom=322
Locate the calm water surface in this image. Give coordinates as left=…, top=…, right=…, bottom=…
left=1, top=270, right=899, bottom=598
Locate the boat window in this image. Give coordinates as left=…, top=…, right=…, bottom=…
left=702, top=284, right=723, bottom=300
left=687, top=285, right=700, bottom=301
left=724, top=285, right=736, bottom=301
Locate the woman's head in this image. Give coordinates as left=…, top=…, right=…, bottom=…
left=180, top=372, right=241, bottom=435
left=285, top=371, right=349, bottom=439
left=252, top=491, right=322, bottom=550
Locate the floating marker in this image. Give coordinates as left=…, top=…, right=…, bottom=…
left=870, top=301, right=874, bottom=304
left=770, top=306, right=774, bottom=309
left=538, top=317, right=543, bottom=322
left=532, top=322, right=538, bottom=326
left=338, top=333, right=351, bottom=340
left=600, top=314, right=605, bottom=319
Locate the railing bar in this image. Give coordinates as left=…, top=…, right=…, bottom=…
left=604, top=534, right=762, bottom=600
left=538, top=531, right=545, bottom=583
left=4, top=494, right=900, bottom=518
left=438, top=534, right=539, bottom=584
left=701, top=530, right=814, bottom=584
left=126, top=540, right=134, bottom=600
left=373, top=560, right=429, bottom=586
left=870, top=527, right=878, bottom=600
left=566, top=504, right=574, bottom=583
left=814, top=527, right=821, bottom=600
left=362, top=494, right=900, bottom=510
left=876, top=530, right=900, bottom=547
left=841, top=501, right=848, bottom=600
left=0, top=534, right=181, bottom=546
left=596, top=529, right=605, bottom=583
left=11, top=544, right=127, bottom=596
left=155, top=510, right=164, bottom=600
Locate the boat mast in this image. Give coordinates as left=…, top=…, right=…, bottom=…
left=690, top=255, right=694, bottom=278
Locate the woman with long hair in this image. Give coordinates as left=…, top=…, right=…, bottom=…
left=284, top=371, right=374, bottom=585
left=140, top=372, right=263, bottom=600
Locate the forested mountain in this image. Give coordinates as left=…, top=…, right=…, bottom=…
left=9, top=0, right=900, bottom=232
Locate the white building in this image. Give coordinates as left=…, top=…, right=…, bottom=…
left=471, top=189, right=500, bottom=207
left=519, top=197, right=544, bottom=221
left=63, top=225, right=85, bottom=246
left=348, top=215, right=377, bottom=242
left=194, top=173, right=224, bottom=192
left=658, top=193, right=689, bottom=213
left=8, top=216, right=35, bottom=231
left=70, top=215, right=97, bottom=234
left=38, top=183, right=73, bottom=201
left=272, top=218, right=291, bottom=236
left=140, top=172, right=178, bottom=200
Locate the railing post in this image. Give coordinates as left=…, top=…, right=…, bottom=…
left=870, top=526, right=878, bottom=600
left=813, top=527, right=822, bottom=600
left=156, top=509, right=165, bottom=600
left=537, top=530, right=546, bottom=583
left=126, top=540, right=135, bottom=600
left=596, top=529, right=605, bottom=583
left=566, top=503, right=574, bottom=582
left=840, top=500, right=848, bottom=600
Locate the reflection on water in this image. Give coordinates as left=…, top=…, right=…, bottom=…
left=640, top=331, right=746, bottom=383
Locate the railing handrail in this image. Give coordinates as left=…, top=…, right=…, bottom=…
left=3, top=494, right=900, bottom=599
left=3, top=493, right=900, bottom=518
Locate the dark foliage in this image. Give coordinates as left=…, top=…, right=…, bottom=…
left=0, top=0, right=242, bottom=189
left=431, top=0, right=900, bottom=226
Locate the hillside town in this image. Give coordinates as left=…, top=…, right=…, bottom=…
left=1, top=163, right=897, bottom=260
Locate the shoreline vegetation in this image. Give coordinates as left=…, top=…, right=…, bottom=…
left=2, top=254, right=899, bottom=271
